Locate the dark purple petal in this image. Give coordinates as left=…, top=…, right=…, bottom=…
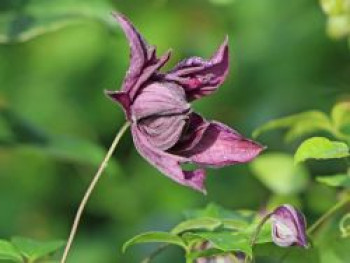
left=172, top=115, right=264, bottom=167
left=112, top=12, right=152, bottom=93
left=131, top=124, right=207, bottom=192
left=271, top=205, right=308, bottom=248
left=104, top=90, right=131, bottom=118
left=112, top=12, right=171, bottom=101
left=128, top=50, right=172, bottom=100
left=165, top=36, right=229, bottom=101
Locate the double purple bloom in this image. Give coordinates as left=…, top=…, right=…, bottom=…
left=106, top=13, right=263, bottom=193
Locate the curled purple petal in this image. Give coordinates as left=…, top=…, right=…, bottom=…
left=271, top=205, right=308, bottom=248
left=131, top=124, right=207, bottom=193
left=172, top=115, right=264, bottom=167
left=112, top=12, right=152, bottom=93
left=104, top=90, right=131, bottom=118
left=112, top=12, right=172, bottom=101
left=165, top=36, right=229, bottom=101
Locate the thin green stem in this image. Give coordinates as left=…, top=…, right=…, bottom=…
left=307, top=196, right=350, bottom=235
left=250, top=213, right=272, bottom=247
left=60, top=122, right=130, bottom=263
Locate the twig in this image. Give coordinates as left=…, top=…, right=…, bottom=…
left=60, top=122, right=130, bottom=263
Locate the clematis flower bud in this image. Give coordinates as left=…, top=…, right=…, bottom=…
left=271, top=205, right=308, bottom=248
left=106, top=12, right=264, bottom=193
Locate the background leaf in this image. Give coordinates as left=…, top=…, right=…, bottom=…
left=122, top=232, right=186, bottom=253
left=250, top=153, right=309, bottom=195
left=0, top=106, right=120, bottom=174
left=187, top=232, right=252, bottom=257
left=0, top=0, right=116, bottom=43
left=294, top=137, right=349, bottom=163
left=254, top=243, right=319, bottom=263
left=253, top=111, right=333, bottom=142
left=316, top=174, right=350, bottom=188
left=331, top=101, right=350, bottom=136
left=0, top=240, right=23, bottom=263
left=11, top=237, right=64, bottom=262
left=171, top=218, right=222, bottom=235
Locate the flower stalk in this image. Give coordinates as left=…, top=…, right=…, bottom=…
left=60, top=122, right=130, bottom=263
left=307, top=195, right=350, bottom=235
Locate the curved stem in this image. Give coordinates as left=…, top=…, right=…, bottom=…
left=60, top=122, right=130, bottom=263
left=250, top=213, right=272, bottom=247
left=307, top=195, right=350, bottom=235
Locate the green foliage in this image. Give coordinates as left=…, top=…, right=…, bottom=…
left=11, top=237, right=64, bottom=263
left=122, top=232, right=187, bottom=253
left=0, top=237, right=63, bottom=263
left=253, top=111, right=333, bottom=142
left=122, top=204, right=273, bottom=261
left=186, top=231, right=252, bottom=257
left=170, top=218, right=222, bottom=235
left=316, top=174, right=350, bottom=188
left=0, top=106, right=120, bottom=174
left=0, top=240, right=22, bottom=263
left=0, top=0, right=115, bottom=43
left=339, top=213, right=350, bottom=237
left=331, top=101, right=350, bottom=136
left=254, top=243, right=319, bottom=263
left=250, top=153, right=309, bottom=195
left=253, top=102, right=350, bottom=142
left=208, top=0, right=235, bottom=6
left=294, top=137, right=350, bottom=164
left=320, top=0, right=350, bottom=42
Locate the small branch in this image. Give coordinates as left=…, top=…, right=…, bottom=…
left=60, top=122, right=130, bottom=263
left=307, top=196, right=350, bottom=235
left=250, top=213, right=272, bottom=247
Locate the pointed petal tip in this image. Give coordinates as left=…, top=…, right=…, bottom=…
left=183, top=168, right=207, bottom=193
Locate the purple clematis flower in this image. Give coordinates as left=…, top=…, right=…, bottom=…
left=271, top=205, right=308, bottom=248
left=106, top=13, right=264, bottom=193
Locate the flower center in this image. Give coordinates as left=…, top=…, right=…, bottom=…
left=131, top=82, right=191, bottom=150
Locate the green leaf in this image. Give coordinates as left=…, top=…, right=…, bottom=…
left=187, top=248, right=233, bottom=261
left=11, top=237, right=64, bottom=262
left=254, top=243, right=319, bottom=263
left=253, top=111, right=332, bottom=142
left=171, top=218, right=222, bottom=235
left=294, top=137, right=349, bottom=164
left=0, top=0, right=116, bottom=44
left=0, top=240, right=23, bottom=263
left=122, top=232, right=186, bottom=253
left=187, top=232, right=252, bottom=257
left=250, top=153, right=309, bottom=195
left=319, top=236, right=350, bottom=262
left=208, top=0, right=235, bottom=6
left=321, top=0, right=347, bottom=15
left=339, top=213, right=350, bottom=238
left=221, top=219, right=250, bottom=231
left=0, top=107, right=120, bottom=174
left=331, top=101, right=350, bottom=136
left=185, top=203, right=254, bottom=223
left=316, top=174, right=350, bottom=188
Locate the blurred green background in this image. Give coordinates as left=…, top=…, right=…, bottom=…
left=0, top=0, right=349, bottom=262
